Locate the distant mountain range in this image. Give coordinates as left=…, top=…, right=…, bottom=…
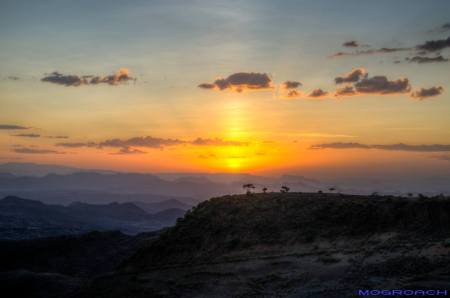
left=0, top=162, right=115, bottom=177
left=0, top=196, right=186, bottom=240
left=0, top=163, right=324, bottom=205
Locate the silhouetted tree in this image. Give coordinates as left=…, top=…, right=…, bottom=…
left=280, top=185, right=290, bottom=193
left=328, top=187, right=336, bottom=193
left=318, top=190, right=323, bottom=194
left=243, top=183, right=255, bottom=195
left=262, top=187, right=268, bottom=193
left=407, top=193, right=413, bottom=198
left=371, top=192, right=379, bottom=197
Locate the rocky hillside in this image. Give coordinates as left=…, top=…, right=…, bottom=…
left=78, top=193, right=450, bottom=297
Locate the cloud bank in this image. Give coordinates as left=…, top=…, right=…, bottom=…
left=311, top=142, right=450, bottom=152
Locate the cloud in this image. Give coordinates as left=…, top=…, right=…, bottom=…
left=335, top=86, right=357, bottom=96
left=198, top=72, right=272, bottom=92
left=342, top=40, right=360, bottom=48
left=191, top=138, right=248, bottom=146
left=416, top=36, right=450, bottom=53
left=332, top=69, right=440, bottom=100
left=286, top=90, right=300, bottom=98
left=47, top=135, right=69, bottom=139
left=41, top=68, right=135, bottom=87
left=443, top=23, right=450, bottom=31
left=12, top=146, right=65, bottom=154
left=198, top=83, right=215, bottom=89
left=354, top=76, right=411, bottom=94
left=283, top=81, right=302, bottom=89
left=311, top=142, right=450, bottom=152
left=12, top=133, right=40, bottom=138
left=56, top=142, right=97, bottom=148
left=285, top=88, right=329, bottom=99
left=331, top=47, right=409, bottom=58
left=308, top=89, right=329, bottom=98
left=98, top=136, right=184, bottom=148
left=0, top=124, right=29, bottom=130
left=411, top=86, right=444, bottom=100
left=56, top=136, right=247, bottom=153
left=406, top=55, right=448, bottom=63
left=334, top=68, right=367, bottom=84
left=110, top=147, right=147, bottom=155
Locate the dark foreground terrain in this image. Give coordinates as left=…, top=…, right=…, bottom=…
left=2, top=192, right=450, bottom=297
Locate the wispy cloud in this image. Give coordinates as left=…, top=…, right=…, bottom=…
left=12, top=146, right=65, bottom=154
left=109, top=147, right=147, bottom=155
left=12, top=133, right=40, bottom=138
left=406, top=55, right=448, bottom=64
left=0, top=124, right=29, bottom=130
left=311, top=142, right=450, bottom=152
left=56, top=136, right=248, bottom=153
left=416, top=36, right=450, bottom=53
left=46, top=135, right=69, bottom=139
left=342, top=40, right=360, bottom=48
left=41, top=68, right=135, bottom=87
left=331, top=47, right=410, bottom=58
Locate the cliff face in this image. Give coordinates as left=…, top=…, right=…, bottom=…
left=9, top=193, right=448, bottom=298
left=122, top=193, right=450, bottom=271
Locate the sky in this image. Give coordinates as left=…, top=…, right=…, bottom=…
left=1, top=0, right=450, bottom=178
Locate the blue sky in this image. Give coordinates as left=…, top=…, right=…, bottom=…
left=0, top=0, right=449, bottom=175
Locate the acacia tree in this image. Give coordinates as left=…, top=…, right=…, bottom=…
left=280, top=185, right=290, bottom=193
left=243, top=183, right=255, bottom=195
left=262, top=187, right=268, bottom=193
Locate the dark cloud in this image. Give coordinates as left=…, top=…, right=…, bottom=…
left=191, top=138, right=248, bottom=146
left=311, top=142, right=370, bottom=150
left=57, top=136, right=247, bottom=152
left=354, top=76, right=411, bottom=94
left=308, top=89, right=328, bottom=98
left=335, top=68, right=367, bottom=84
left=311, top=142, right=450, bottom=152
left=411, top=86, right=444, bottom=100
left=41, top=68, right=135, bottom=87
left=416, top=36, right=450, bottom=53
left=47, top=135, right=69, bottom=139
left=342, top=40, right=359, bottom=48
left=198, top=83, right=215, bottom=89
left=0, top=124, right=29, bottom=130
left=283, top=81, right=302, bottom=89
left=110, top=147, right=147, bottom=155
left=12, top=146, right=65, bottom=154
left=406, top=55, right=448, bottom=63
left=198, top=72, right=272, bottom=92
left=12, top=133, right=40, bottom=138
left=55, top=142, right=97, bottom=148
left=331, top=47, right=409, bottom=58
left=98, top=136, right=185, bottom=148
left=335, top=86, right=357, bottom=96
